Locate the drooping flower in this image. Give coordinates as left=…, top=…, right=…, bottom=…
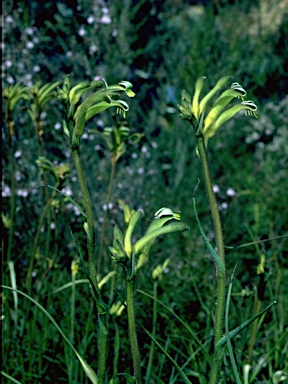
left=178, top=76, right=258, bottom=148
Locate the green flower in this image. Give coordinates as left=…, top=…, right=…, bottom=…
left=57, top=75, right=136, bottom=150
left=178, top=76, right=258, bottom=147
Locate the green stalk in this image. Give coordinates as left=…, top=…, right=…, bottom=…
left=127, top=275, right=142, bottom=383
left=196, top=134, right=226, bottom=384
left=71, top=148, right=99, bottom=297
left=145, top=281, right=157, bottom=383
left=71, top=147, right=108, bottom=383
left=98, top=156, right=117, bottom=274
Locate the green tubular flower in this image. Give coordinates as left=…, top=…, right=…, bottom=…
left=109, top=207, right=188, bottom=270
left=57, top=76, right=136, bottom=149
left=192, top=76, right=206, bottom=120
left=203, top=87, right=247, bottom=133
left=204, top=100, right=257, bottom=146
left=178, top=75, right=258, bottom=147
left=198, top=75, right=231, bottom=117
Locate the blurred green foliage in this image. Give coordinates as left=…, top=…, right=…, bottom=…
left=2, top=0, right=288, bottom=382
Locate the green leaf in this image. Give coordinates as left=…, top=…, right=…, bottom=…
left=193, top=184, right=225, bottom=277
left=44, top=184, right=86, bottom=217
left=225, top=265, right=242, bottom=384
left=1, top=371, right=22, bottom=384
left=216, top=301, right=276, bottom=350
left=198, top=75, right=231, bottom=117
left=134, top=222, right=189, bottom=255
left=1, top=285, right=98, bottom=384
left=140, top=324, right=192, bottom=384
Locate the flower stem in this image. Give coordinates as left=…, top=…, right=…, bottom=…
left=71, top=148, right=98, bottom=295
left=98, top=156, right=117, bottom=274
left=71, top=147, right=108, bottom=383
left=127, top=274, right=142, bottom=383
left=196, top=134, right=226, bottom=384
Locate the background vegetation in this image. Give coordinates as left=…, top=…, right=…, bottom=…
left=2, top=0, right=288, bottom=383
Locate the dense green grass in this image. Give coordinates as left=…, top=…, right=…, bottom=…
left=2, top=1, right=288, bottom=383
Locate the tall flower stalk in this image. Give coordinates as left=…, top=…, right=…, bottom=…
left=57, top=75, right=136, bottom=383
left=110, top=207, right=188, bottom=383
left=178, top=75, right=257, bottom=383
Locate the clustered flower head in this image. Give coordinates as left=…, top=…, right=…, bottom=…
left=178, top=76, right=258, bottom=147
left=57, top=75, right=135, bottom=150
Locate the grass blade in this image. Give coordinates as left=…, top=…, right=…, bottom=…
left=1, top=285, right=98, bottom=384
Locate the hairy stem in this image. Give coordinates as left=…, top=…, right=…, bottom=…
left=127, top=275, right=142, bottom=383
left=71, top=148, right=98, bottom=295
left=71, top=147, right=108, bottom=382
left=196, top=134, right=226, bottom=384
left=98, top=156, right=117, bottom=274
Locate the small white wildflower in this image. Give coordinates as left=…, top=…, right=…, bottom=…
left=17, top=189, right=28, bottom=197
left=87, top=15, right=94, bottom=24
left=6, top=15, right=14, bottom=23
left=137, top=167, right=145, bottom=175
left=97, top=119, right=104, bottom=127
left=78, top=27, right=86, bottom=36
left=14, top=150, right=22, bottom=159
left=226, top=187, right=236, bottom=197
left=7, top=76, right=14, bottom=84
left=2, top=186, right=11, bottom=197
left=5, top=60, right=12, bottom=68
left=25, top=27, right=34, bottom=35
left=102, top=203, right=113, bottom=211
left=151, top=141, right=158, bottom=149
left=62, top=186, right=73, bottom=196
left=220, top=202, right=228, bottom=210
left=89, top=44, right=98, bottom=54
left=33, top=65, right=40, bottom=72
left=66, top=51, right=72, bottom=57
left=112, top=29, right=118, bottom=37
left=54, top=122, right=61, bottom=130
left=40, top=112, right=47, bottom=119
left=26, top=41, right=34, bottom=49
left=100, top=15, right=111, bottom=24
left=50, top=222, right=56, bottom=230
left=73, top=206, right=81, bottom=216
left=213, top=184, right=220, bottom=193
left=131, top=153, right=138, bottom=159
